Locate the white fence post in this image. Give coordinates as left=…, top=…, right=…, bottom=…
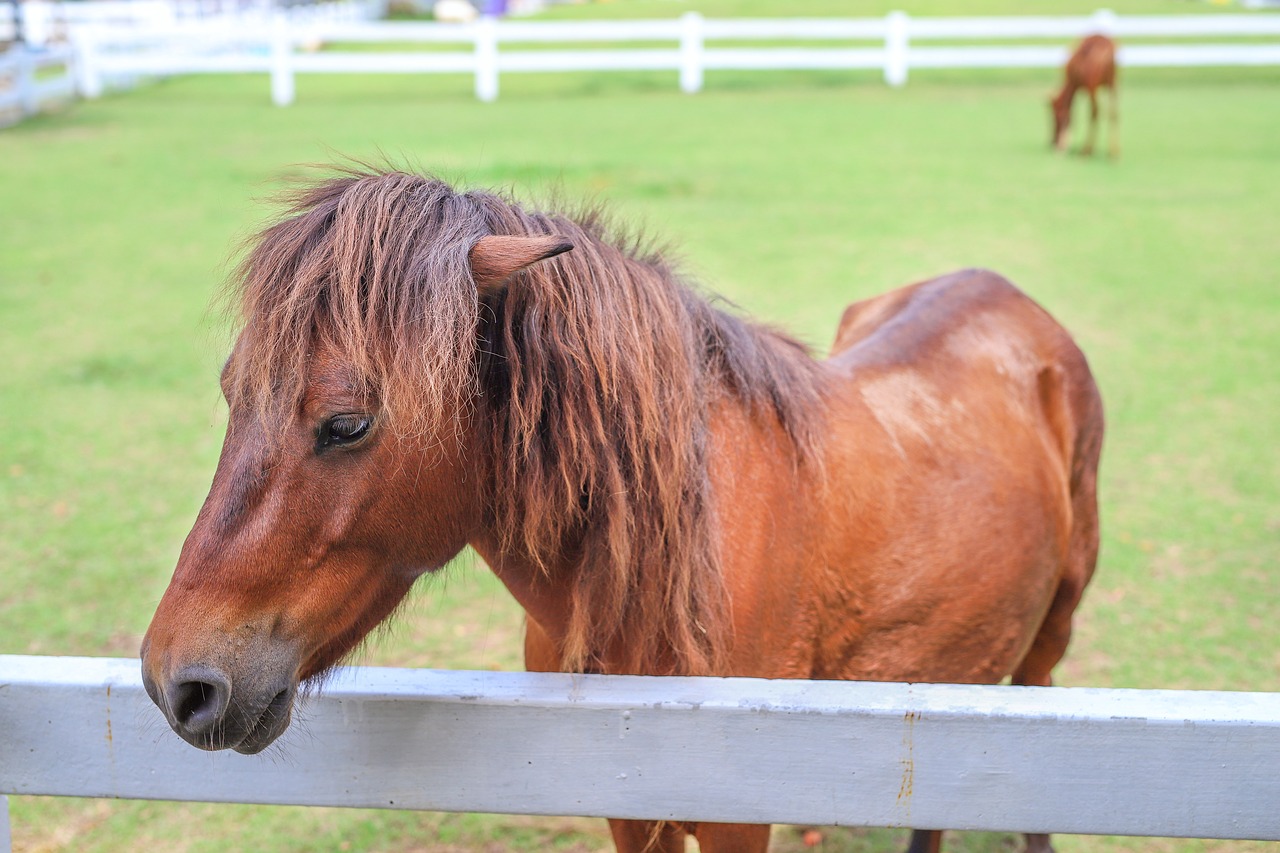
left=17, top=49, right=38, bottom=115
left=19, top=1, right=49, bottom=47
left=270, top=15, right=295, bottom=107
left=475, top=15, right=498, bottom=102
left=71, top=30, right=102, bottom=98
left=679, top=11, right=703, bottom=94
left=885, top=10, right=909, bottom=87
left=1092, top=8, right=1119, bottom=36
left=1, top=794, right=10, bottom=853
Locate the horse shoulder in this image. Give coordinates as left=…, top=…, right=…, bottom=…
left=705, top=395, right=830, bottom=678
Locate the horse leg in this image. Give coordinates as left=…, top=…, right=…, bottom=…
left=1024, top=834, right=1055, bottom=853
left=1082, top=88, right=1099, bottom=156
left=1107, top=85, right=1120, bottom=159
left=1016, top=354, right=1102, bottom=690
left=905, top=829, right=943, bottom=853
left=1010, top=464, right=1100, bottom=851
left=608, top=819, right=686, bottom=853
left=527, top=629, right=681, bottom=851
left=689, top=821, right=773, bottom=852
left=1007, top=571, right=1089, bottom=853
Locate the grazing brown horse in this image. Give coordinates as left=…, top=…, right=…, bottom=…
left=141, top=170, right=1103, bottom=853
left=1051, top=34, right=1119, bottom=157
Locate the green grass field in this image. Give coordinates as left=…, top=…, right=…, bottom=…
left=2, top=1, right=1278, bottom=850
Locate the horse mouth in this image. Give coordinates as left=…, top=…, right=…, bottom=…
left=230, top=687, right=295, bottom=754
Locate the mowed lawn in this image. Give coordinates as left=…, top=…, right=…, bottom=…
left=1, top=37, right=1278, bottom=853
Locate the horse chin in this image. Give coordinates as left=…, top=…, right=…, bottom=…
left=229, top=686, right=296, bottom=754
left=298, top=648, right=350, bottom=686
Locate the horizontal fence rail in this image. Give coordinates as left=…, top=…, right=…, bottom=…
left=2, top=654, right=1279, bottom=847
left=59, top=10, right=1280, bottom=104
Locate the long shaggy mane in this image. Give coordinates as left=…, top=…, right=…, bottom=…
left=230, top=167, right=826, bottom=676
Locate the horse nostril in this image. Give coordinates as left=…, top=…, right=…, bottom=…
left=174, top=680, right=215, bottom=724
left=168, top=667, right=231, bottom=736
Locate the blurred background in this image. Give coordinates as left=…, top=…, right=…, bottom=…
left=1, top=0, right=1277, bottom=850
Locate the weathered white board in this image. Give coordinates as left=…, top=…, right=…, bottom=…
left=1, top=655, right=1278, bottom=840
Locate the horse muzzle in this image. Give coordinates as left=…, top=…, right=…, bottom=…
left=140, top=632, right=302, bottom=754
left=143, top=664, right=296, bottom=754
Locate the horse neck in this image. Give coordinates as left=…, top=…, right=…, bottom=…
left=464, top=234, right=826, bottom=675
left=1054, top=78, right=1079, bottom=108
left=467, top=530, right=574, bottom=649
left=466, top=381, right=823, bottom=676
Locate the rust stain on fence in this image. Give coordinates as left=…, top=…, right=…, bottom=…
left=897, top=710, right=919, bottom=813
left=105, top=684, right=113, bottom=746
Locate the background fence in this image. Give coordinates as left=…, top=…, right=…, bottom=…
left=2, top=654, right=1279, bottom=852
left=1, top=0, right=380, bottom=123
left=9, top=9, right=1279, bottom=106
left=1, top=0, right=388, bottom=44
left=0, top=44, right=75, bottom=126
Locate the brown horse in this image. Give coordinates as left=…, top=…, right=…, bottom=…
left=141, top=169, right=1103, bottom=853
left=1051, top=34, right=1119, bottom=157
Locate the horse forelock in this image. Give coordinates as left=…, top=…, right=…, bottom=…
left=226, top=167, right=826, bottom=677
left=228, top=169, right=487, bottom=445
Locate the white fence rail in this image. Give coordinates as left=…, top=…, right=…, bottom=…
left=0, top=45, right=76, bottom=127
left=58, top=10, right=1280, bottom=104
left=2, top=654, right=1279, bottom=851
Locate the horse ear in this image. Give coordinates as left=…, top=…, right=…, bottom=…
left=469, top=235, right=574, bottom=293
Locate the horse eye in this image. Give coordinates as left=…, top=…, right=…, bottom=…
left=318, top=415, right=372, bottom=451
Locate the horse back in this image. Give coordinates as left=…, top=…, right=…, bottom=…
left=1070, top=34, right=1117, bottom=88
left=829, top=268, right=1100, bottom=489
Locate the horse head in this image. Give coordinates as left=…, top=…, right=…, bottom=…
left=1049, top=92, right=1072, bottom=151
left=140, top=184, right=570, bottom=753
